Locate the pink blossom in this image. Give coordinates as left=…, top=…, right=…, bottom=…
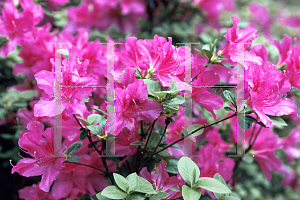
left=11, top=121, right=65, bottom=192
left=33, top=58, right=97, bottom=119
left=280, top=128, right=300, bottom=162
left=245, top=126, right=282, bottom=181
left=111, top=69, right=163, bottom=135
left=285, top=46, right=300, bottom=89
left=140, top=161, right=184, bottom=199
left=19, top=182, right=54, bottom=200
left=272, top=35, right=292, bottom=67
left=0, top=0, right=43, bottom=57
left=245, top=62, right=297, bottom=127
left=278, top=165, right=300, bottom=189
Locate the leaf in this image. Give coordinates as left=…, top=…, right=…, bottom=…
left=130, top=176, right=157, bottom=194
left=222, top=63, right=235, bottom=69
left=187, top=124, right=203, bottom=137
left=19, top=90, right=38, bottom=99
left=80, top=129, right=88, bottom=140
left=143, top=79, right=161, bottom=97
left=146, top=132, right=161, bottom=148
left=126, top=173, right=139, bottom=192
left=101, top=186, right=127, bottom=199
left=92, top=108, right=108, bottom=115
left=113, top=173, right=129, bottom=192
left=95, top=193, right=111, bottom=200
left=182, top=185, right=201, bottom=200
left=223, top=90, right=237, bottom=108
left=237, top=115, right=257, bottom=130
left=154, top=91, right=167, bottom=98
left=178, top=157, right=200, bottom=187
left=163, top=105, right=180, bottom=114
left=66, top=156, right=81, bottom=162
left=165, top=117, right=174, bottom=125
left=67, top=142, right=82, bottom=156
left=165, top=159, right=179, bottom=174
left=99, top=117, right=107, bottom=127
left=226, top=196, right=241, bottom=200
left=170, top=187, right=181, bottom=192
left=224, top=107, right=236, bottom=112
left=88, top=114, right=102, bottom=125
left=150, top=191, right=170, bottom=199
left=76, top=116, right=91, bottom=126
left=268, top=115, right=287, bottom=126
left=130, top=141, right=146, bottom=146
left=56, top=49, right=69, bottom=57
left=127, top=192, right=145, bottom=200
left=195, top=177, right=231, bottom=193
left=82, top=97, right=89, bottom=103
left=155, top=147, right=171, bottom=157
left=87, top=125, right=103, bottom=135
left=164, top=95, right=185, bottom=105
left=202, top=49, right=213, bottom=60
left=213, top=173, right=227, bottom=198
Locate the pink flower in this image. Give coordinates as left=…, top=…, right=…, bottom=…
left=196, top=144, right=234, bottom=183
left=280, top=128, right=300, bottom=162
left=19, top=182, right=54, bottom=200
left=140, top=161, right=184, bottom=199
left=245, top=126, right=282, bottom=181
left=249, top=3, right=273, bottom=39
left=245, top=62, right=297, bottom=127
left=272, top=35, right=292, bottom=67
left=110, top=68, right=163, bottom=135
left=34, top=58, right=97, bottom=119
left=192, top=70, right=223, bottom=119
left=285, top=46, right=300, bottom=89
left=11, top=121, right=65, bottom=192
left=0, top=0, right=43, bottom=57
left=278, top=165, right=300, bottom=189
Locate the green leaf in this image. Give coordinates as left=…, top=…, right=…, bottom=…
left=213, top=173, right=227, bottom=199
left=182, top=185, right=201, bottom=200
left=92, top=108, right=108, bottom=115
left=127, top=192, right=145, bottom=200
left=165, top=159, right=179, bottom=174
left=150, top=191, right=170, bottom=199
left=155, top=147, right=171, bottom=157
left=79, top=129, right=88, bottom=140
left=66, top=156, right=81, bottom=163
left=163, top=105, right=180, bottom=114
left=56, top=49, right=69, bottom=57
left=182, top=127, right=188, bottom=136
left=165, top=117, right=174, bottom=125
left=126, top=173, right=139, bottom=192
left=223, top=90, right=237, bottom=108
left=169, top=187, right=181, bottom=192
left=76, top=116, right=91, bottom=126
left=82, top=97, right=89, bottom=103
left=130, top=141, right=146, bottom=146
left=165, top=90, right=181, bottom=100
left=202, top=49, right=213, bottom=60
left=143, top=79, right=161, bottom=97
left=164, top=95, right=185, bottom=105
left=224, top=107, right=236, bottom=112
left=226, top=196, right=241, bottom=200
left=268, top=115, right=287, bottom=126
left=95, top=193, right=111, bottom=200
left=187, top=124, right=204, bottom=137
left=19, top=90, right=38, bottom=99
left=178, top=157, right=200, bottom=187
left=222, top=63, right=235, bottom=69
left=87, top=125, right=103, bottom=135
left=113, top=173, right=129, bottom=192
left=131, top=176, right=157, bottom=194
left=237, top=115, right=257, bottom=130
left=101, top=186, right=127, bottom=199
left=100, top=117, right=107, bottom=127
left=67, top=142, right=82, bottom=156
left=154, top=91, right=167, bottom=98
left=146, top=131, right=161, bottom=148
left=195, top=177, right=231, bottom=193
left=88, top=114, right=102, bottom=125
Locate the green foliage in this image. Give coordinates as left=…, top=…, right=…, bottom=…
left=177, top=157, right=200, bottom=187
left=66, top=156, right=81, bottom=163
left=182, top=185, right=201, bottom=200
left=66, top=141, right=82, bottom=156
left=223, top=90, right=237, bottom=109
left=87, top=114, right=102, bottom=125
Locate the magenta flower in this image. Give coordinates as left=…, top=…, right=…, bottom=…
left=245, top=127, right=282, bottom=181
left=0, top=0, right=43, bottom=57
left=11, top=121, right=65, bottom=192
left=19, top=182, right=54, bottom=200
left=272, top=35, right=292, bottom=67
left=192, top=70, right=223, bottom=119
left=110, top=69, right=163, bottom=135
left=285, top=46, right=300, bottom=89
left=280, top=128, right=300, bottom=162
left=245, top=62, right=297, bottom=127
left=34, top=58, right=97, bottom=118
left=140, top=161, right=184, bottom=199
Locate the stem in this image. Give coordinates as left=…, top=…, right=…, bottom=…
left=73, top=114, right=115, bottom=185
left=143, top=119, right=157, bottom=154
left=133, top=121, right=146, bottom=172
left=137, top=123, right=169, bottom=173
left=65, top=161, right=107, bottom=173
left=155, top=113, right=237, bottom=155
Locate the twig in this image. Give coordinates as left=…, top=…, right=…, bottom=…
left=65, top=161, right=107, bottom=173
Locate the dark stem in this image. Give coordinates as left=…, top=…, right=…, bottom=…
left=155, top=113, right=237, bottom=155
left=143, top=119, right=157, bottom=154
left=65, top=161, right=107, bottom=173
left=133, top=121, right=146, bottom=172
left=137, top=123, right=169, bottom=174
left=73, top=114, right=115, bottom=185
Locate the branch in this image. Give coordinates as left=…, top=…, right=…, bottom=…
left=65, top=161, right=107, bottom=174
left=155, top=113, right=237, bottom=155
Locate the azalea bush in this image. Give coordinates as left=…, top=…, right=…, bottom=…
left=1, top=0, right=300, bottom=199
